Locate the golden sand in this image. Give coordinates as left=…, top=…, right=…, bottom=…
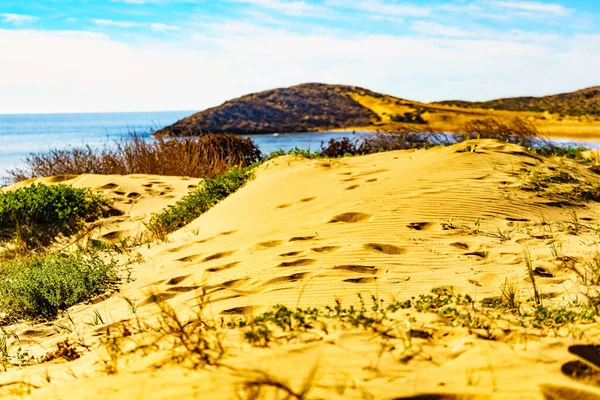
left=2, top=140, right=600, bottom=399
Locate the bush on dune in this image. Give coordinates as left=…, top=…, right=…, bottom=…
left=146, top=167, right=253, bottom=240
left=8, top=133, right=262, bottom=184
left=0, top=183, right=109, bottom=249
left=459, top=116, right=539, bottom=146
left=0, top=251, right=117, bottom=319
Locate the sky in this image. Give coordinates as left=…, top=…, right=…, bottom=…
left=0, top=0, right=599, bottom=114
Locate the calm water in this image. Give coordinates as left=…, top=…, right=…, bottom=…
left=0, top=111, right=365, bottom=181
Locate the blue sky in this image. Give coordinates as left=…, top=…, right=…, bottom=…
left=1, top=0, right=599, bottom=113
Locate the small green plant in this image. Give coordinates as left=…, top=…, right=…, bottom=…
left=0, top=251, right=117, bottom=319
left=0, top=183, right=109, bottom=249
left=147, top=167, right=253, bottom=240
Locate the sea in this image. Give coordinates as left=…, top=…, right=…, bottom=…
left=0, top=111, right=367, bottom=182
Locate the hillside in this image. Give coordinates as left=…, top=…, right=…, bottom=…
left=154, top=83, right=382, bottom=135
left=156, top=83, right=600, bottom=139
left=437, top=86, right=600, bottom=116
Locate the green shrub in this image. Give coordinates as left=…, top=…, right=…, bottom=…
left=0, top=251, right=117, bottom=318
left=147, top=167, right=252, bottom=240
left=0, top=183, right=109, bottom=248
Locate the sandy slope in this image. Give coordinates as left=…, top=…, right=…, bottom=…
left=3, top=140, right=600, bottom=399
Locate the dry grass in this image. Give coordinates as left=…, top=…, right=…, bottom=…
left=7, top=133, right=261, bottom=184
left=460, top=116, right=539, bottom=146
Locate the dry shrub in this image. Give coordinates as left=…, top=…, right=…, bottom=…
left=362, top=125, right=456, bottom=152
left=8, top=133, right=261, bottom=183
left=319, top=126, right=457, bottom=158
left=460, top=116, right=539, bottom=146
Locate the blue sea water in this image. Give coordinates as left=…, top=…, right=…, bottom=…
left=0, top=111, right=364, bottom=181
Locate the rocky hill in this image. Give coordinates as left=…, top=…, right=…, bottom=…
left=154, top=83, right=383, bottom=135
left=437, top=86, right=600, bottom=116
left=155, top=83, right=600, bottom=137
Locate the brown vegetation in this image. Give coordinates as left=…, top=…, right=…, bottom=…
left=7, top=133, right=261, bottom=184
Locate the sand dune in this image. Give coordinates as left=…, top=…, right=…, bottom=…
left=3, top=140, right=600, bottom=399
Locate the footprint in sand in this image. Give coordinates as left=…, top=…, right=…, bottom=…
left=334, top=265, right=378, bottom=274
left=207, top=261, right=240, bottom=272
left=328, top=212, right=372, bottom=223
left=219, top=277, right=250, bottom=288
left=175, top=254, right=205, bottom=263
left=101, top=230, right=127, bottom=241
left=139, top=292, right=177, bottom=307
left=263, top=272, right=309, bottom=285
left=220, top=306, right=257, bottom=316
left=277, top=203, right=292, bottom=209
left=253, top=240, right=283, bottom=250
left=99, top=183, right=119, bottom=190
left=344, top=277, right=377, bottom=284
left=299, top=197, right=317, bottom=203
left=277, top=259, right=316, bottom=267
left=464, top=251, right=489, bottom=259
left=166, top=275, right=191, bottom=285
left=202, top=251, right=236, bottom=262
left=311, top=246, right=340, bottom=253
left=407, top=222, right=437, bottom=231
left=279, top=251, right=304, bottom=257
left=363, top=243, right=405, bottom=255
left=289, top=236, right=317, bottom=242
left=345, top=184, right=360, bottom=190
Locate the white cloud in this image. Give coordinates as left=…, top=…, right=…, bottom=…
left=92, top=19, right=145, bottom=28
left=1, top=13, right=39, bottom=25
left=230, top=0, right=327, bottom=17
left=0, top=24, right=598, bottom=113
left=110, top=0, right=159, bottom=4
left=491, top=1, right=571, bottom=17
left=327, top=0, right=430, bottom=17
left=150, top=23, right=179, bottom=32
left=411, top=21, right=472, bottom=38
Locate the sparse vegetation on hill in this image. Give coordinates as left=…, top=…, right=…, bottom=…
left=153, top=83, right=600, bottom=137
left=154, top=83, right=382, bottom=135
left=438, top=86, right=600, bottom=117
